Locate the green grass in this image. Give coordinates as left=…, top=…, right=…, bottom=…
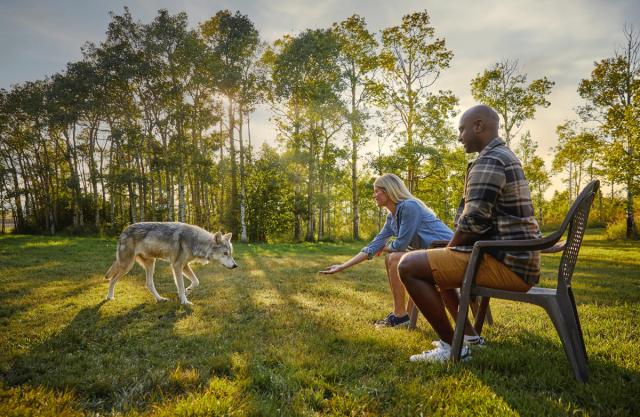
left=0, top=230, right=638, bottom=416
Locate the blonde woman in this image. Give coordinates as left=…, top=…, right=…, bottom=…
left=320, top=173, right=453, bottom=328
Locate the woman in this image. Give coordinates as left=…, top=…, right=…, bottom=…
left=320, top=173, right=453, bottom=328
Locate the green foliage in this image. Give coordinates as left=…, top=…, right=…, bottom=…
left=0, top=232, right=639, bottom=415
left=372, top=10, right=457, bottom=192
left=200, top=10, right=260, bottom=95
left=245, top=145, right=295, bottom=242
left=471, top=59, right=554, bottom=147
left=577, top=26, right=640, bottom=239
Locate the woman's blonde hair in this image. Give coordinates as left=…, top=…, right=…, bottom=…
left=373, top=173, right=432, bottom=213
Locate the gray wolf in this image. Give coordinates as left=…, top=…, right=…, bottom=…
left=104, top=222, right=237, bottom=305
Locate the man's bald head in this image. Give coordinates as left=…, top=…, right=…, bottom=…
left=458, top=104, right=501, bottom=153
left=461, top=105, right=500, bottom=134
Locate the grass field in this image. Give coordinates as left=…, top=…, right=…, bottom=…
left=0, top=230, right=638, bottom=416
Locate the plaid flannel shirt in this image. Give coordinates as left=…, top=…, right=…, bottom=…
left=453, top=138, right=542, bottom=285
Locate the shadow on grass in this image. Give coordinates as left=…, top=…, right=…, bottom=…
left=4, top=299, right=187, bottom=411
left=538, top=256, right=640, bottom=305
left=467, top=329, right=640, bottom=416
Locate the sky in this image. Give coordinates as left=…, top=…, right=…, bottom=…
left=1, top=0, right=639, bottom=192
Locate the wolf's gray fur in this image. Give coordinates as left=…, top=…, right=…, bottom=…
left=105, top=222, right=237, bottom=305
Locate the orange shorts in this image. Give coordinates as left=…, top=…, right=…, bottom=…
left=427, top=248, right=531, bottom=292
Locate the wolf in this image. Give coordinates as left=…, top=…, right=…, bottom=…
left=104, top=222, right=237, bottom=305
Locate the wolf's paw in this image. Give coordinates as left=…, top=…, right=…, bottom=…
left=105, top=295, right=115, bottom=301
left=180, top=299, right=193, bottom=306
left=156, top=297, right=169, bottom=302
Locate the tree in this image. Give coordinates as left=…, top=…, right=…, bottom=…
left=267, top=29, right=344, bottom=241
left=578, top=25, right=640, bottom=238
left=48, top=67, right=88, bottom=228
left=372, top=11, right=456, bottom=192
left=516, top=131, right=551, bottom=223
left=471, top=59, right=554, bottom=147
left=333, top=14, right=378, bottom=240
left=201, top=10, right=260, bottom=240
left=245, top=144, right=295, bottom=241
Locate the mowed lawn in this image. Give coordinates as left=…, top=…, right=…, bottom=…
left=0, top=230, right=638, bottom=416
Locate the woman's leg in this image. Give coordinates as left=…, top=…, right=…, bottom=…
left=398, top=250, right=454, bottom=344
left=385, top=252, right=408, bottom=316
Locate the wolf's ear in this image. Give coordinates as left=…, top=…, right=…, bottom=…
left=223, top=232, right=233, bottom=241
left=214, top=231, right=223, bottom=244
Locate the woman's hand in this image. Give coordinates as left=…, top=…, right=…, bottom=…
left=319, top=264, right=344, bottom=274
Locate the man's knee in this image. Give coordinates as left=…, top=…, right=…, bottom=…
left=397, top=252, right=419, bottom=283
left=398, top=250, right=432, bottom=283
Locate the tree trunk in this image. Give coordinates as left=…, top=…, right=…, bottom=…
left=178, top=163, right=186, bottom=223
left=6, top=157, right=24, bottom=231
left=37, top=138, right=56, bottom=234
left=568, top=162, right=573, bottom=204
left=219, top=120, right=225, bottom=228
left=88, top=124, right=100, bottom=228
left=327, top=185, right=332, bottom=240
left=228, top=96, right=238, bottom=237
left=350, top=81, right=360, bottom=240
left=70, top=124, right=84, bottom=226
left=293, top=118, right=303, bottom=242
left=305, top=134, right=316, bottom=242
left=238, top=108, right=248, bottom=242
left=128, top=180, right=137, bottom=224
left=406, top=86, right=416, bottom=193
left=166, top=170, right=173, bottom=222
left=626, top=178, right=635, bottom=239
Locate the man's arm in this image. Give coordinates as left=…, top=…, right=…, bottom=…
left=447, top=229, right=482, bottom=248
left=452, top=157, right=506, bottom=246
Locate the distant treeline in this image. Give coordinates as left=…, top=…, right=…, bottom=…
left=0, top=9, right=638, bottom=240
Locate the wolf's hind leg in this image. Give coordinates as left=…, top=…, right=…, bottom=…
left=106, top=258, right=134, bottom=301
left=137, top=256, right=167, bottom=302
left=105, top=261, right=119, bottom=280
left=183, top=264, right=200, bottom=293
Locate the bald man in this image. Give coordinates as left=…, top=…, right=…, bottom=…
left=398, top=104, right=541, bottom=363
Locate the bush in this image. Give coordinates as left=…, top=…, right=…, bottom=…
left=604, top=216, right=640, bottom=240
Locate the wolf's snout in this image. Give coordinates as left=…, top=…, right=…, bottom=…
left=231, top=263, right=238, bottom=269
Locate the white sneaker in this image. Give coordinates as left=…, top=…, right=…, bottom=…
left=464, top=335, right=486, bottom=347
left=432, top=336, right=485, bottom=349
left=410, top=341, right=470, bottom=363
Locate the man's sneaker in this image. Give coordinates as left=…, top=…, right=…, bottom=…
left=431, top=336, right=486, bottom=349
left=464, top=335, right=486, bottom=347
left=374, top=312, right=410, bottom=328
left=410, top=341, right=470, bottom=363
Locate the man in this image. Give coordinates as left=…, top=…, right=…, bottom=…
left=398, top=104, right=541, bottom=362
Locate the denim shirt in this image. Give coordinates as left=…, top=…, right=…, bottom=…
left=361, top=199, right=453, bottom=259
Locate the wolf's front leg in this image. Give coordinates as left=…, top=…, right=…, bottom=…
left=172, top=262, right=192, bottom=305
left=140, top=257, right=168, bottom=302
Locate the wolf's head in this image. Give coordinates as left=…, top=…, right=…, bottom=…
left=208, top=232, right=237, bottom=269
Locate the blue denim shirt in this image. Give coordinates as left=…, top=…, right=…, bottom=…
left=361, top=199, right=454, bottom=259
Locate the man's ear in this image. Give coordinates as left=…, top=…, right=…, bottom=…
left=473, top=119, right=484, bottom=133
left=223, top=232, right=233, bottom=241
left=214, top=231, right=222, bottom=244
